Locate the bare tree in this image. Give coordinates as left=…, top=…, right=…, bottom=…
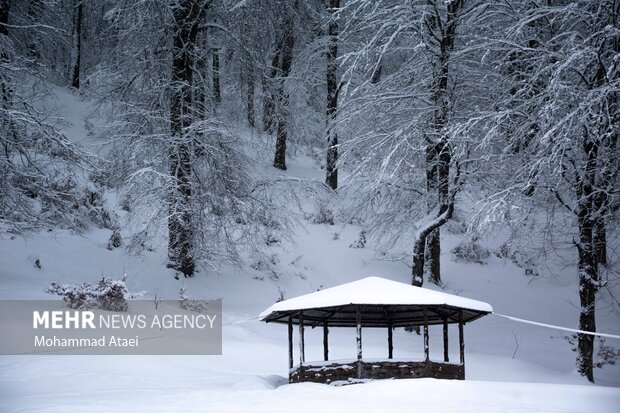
left=167, top=0, right=207, bottom=276
left=272, top=8, right=296, bottom=170
left=463, top=0, right=620, bottom=382
left=340, top=0, right=477, bottom=286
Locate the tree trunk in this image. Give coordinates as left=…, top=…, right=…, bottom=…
left=412, top=236, right=426, bottom=287
left=577, top=216, right=597, bottom=383
left=262, top=49, right=280, bottom=132
left=247, top=65, right=255, bottom=127
left=412, top=200, right=455, bottom=286
left=168, top=0, right=203, bottom=277
left=0, top=0, right=7, bottom=37
left=212, top=48, right=221, bottom=104
left=575, top=135, right=599, bottom=383
left=0, top=0, right=12, bottom=144
left=422, top=0, right=463, bottom=285
left=593, top=219, right=607, bottom=266
left=26, top=0, right=42, bottom=59
left=370, top=64, right=382, bottom=84
left=0, top=0, right=13, bottom=158
left=426, top=230, right=441, bottom=283
left=325, top=0, right=340, bottom=190
left=425, top=139, right=451, bottom=285
left=191, top=30, right=207, bottom=157
left=273, top=117, right=288, bottom=170
left=272, top=22, right=294, bottom=170
left=69, top=0, right=82, bottom=89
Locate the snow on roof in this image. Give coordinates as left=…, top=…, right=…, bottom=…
left=260, top=276, right=493, bottom=320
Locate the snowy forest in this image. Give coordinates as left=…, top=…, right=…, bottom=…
left=0, top=0, right=619, bottom=410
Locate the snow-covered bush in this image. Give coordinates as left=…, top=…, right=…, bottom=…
left=451, top=241, right=490, bottom=264
left=48, top=276, right=129, bottom=311
left=276, top=286, right=286, bottom=302
left=596, top=339, right=620, bottom=368
left=446, top=219, right=468, bottom=235
left=107, top=230, right=122, bottom=250
left=564, top=336, right=619, bottom=369
left=179, top=287, right=209, bottom=313
left=250, top=254, right=280, bottom=280
left=40, top=174, right=118, bottom=231
left=309, top=202, right=335, bottom=225
left=495, top=243, right=539, bottom=277
left=264, top=233, right=280, bottom=246
left=349, top=230, right=367, bottom=249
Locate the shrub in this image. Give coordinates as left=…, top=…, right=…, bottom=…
left=349, top=230, right=367, bottom=249
left=48, top=276, right=129, bottom=311
left=451, top=241, right=490, bottom=264
left=310, top=202, right=334, bottom=225
left=495, top=242, right=539, bottom=277
left=107, top=230, right=122, bottom=250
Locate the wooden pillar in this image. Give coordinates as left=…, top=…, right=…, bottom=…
left=323, top=320, right=329, bottom=361
left=299, top=311, right=305, bottom=365
left=423, top=307, right=429, bottom=362
left=387, top=322, right=393, bottom=359
left=288, top=317, right=293, bottom=369
left=443, top=316, right=449, bottom=362
left=459, top=310, right=465, bottom=365
left=356, top=306, right=362, bottom=378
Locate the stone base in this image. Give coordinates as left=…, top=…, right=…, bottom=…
left=289, top=359, right=464, bottom=384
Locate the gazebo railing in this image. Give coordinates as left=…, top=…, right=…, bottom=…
left=290, top=358, right=465, bottom=383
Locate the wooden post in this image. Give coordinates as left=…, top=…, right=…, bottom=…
left=423, top=307, right=429, bottom=362
left=323, top=320, right=329, bottom=361
left=288, top=317, right=293, bottom=369
left=459, top=310, right=465, bottom=365
left=299, top=311, right=305, bottom=365
left=356, top=306, right=362, bottom=378
left=443, top=316, right=449, bottom=362
left=387, top=322, right=393, bottom=359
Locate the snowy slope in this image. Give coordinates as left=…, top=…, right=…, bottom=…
left=0, top=85, right=619, bottom=412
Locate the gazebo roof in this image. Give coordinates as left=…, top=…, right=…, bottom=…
left=260, top=276, right=493, bottom=327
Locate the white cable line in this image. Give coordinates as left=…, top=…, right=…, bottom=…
left=493, top=312, right=620, bottom=339
left=222, top=315, right=260, bottom=326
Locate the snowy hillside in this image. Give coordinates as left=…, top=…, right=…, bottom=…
left=1, top=83, right=619, bottom=412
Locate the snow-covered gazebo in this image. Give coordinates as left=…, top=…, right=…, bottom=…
left=260, top=277, right=493, bottom=383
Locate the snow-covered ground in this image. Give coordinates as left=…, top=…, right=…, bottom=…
left=0, top=86, right=619, bottom=412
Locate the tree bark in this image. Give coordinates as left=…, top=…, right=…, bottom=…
left=262, top=49, right=280, bottom=132
left=26, top=0, right=42, bottom=59
left=575, top=134, right=599, bottom=383
left=412, top=200, right=455, bottom=286
left=0, top=0, right=8, bottom=37
left=325, top=0, right=340, bottom=190
left=272, top=21, right=294, bottom=170
left=69, top=0, right=83, bottom=89
left=422, top=0, right=463, bottom=285
left=577, top=216, right=597, bottom=383
left=247, top=65, right=255, bottom=127
left=0, top=0, right=12, bottom=146
left=168, top=0, right=204, bottom=277
left=212, top=48, right=221, bottom=104
left=593, top=219, right=607, bottom=266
